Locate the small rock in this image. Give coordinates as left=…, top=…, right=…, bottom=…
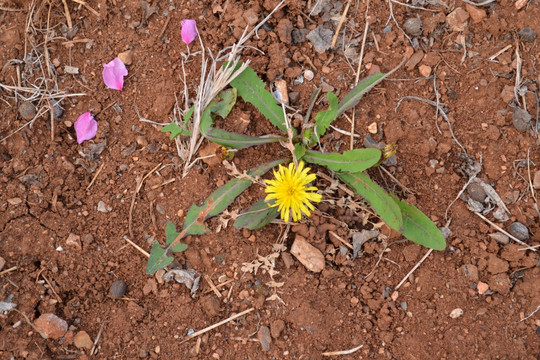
left=118, top=50, right=133, bottom=65
left=34, top=313, right=68, bottom=339
left=367, top=122, right=377, bottom=134
left=403, top=17, right=422, bottom=36
left=518, top=27, right=537, bottom=42
left=405, top=51, right=424, bottom=70
left=136, top=136, right=148, bottom=147
left=242, top=8, right=259, bottom=26
left=290, top=235, right=325, bottom=272
left=533, top=170, right=540, bottom=189
left=467, top=182, right=487, bottom=202
left=66, top=233, right=81, bottom=250
left=460, top=264, right=479, bottom=282
left=465, top=4, right=487, bottom=23
left=281, top=252, right=295, bottom=269
left=274, top=79, right=289, bottom=104
left=110, top=280, right=127, bottom=299
left=487, top=254, right=509, bottom=274
left=82, top=234, right=94, bottom=244
left=446, top=7, right=469, bottom=32
left=257, top=326, right=272, bottom=351
left=515, top=0, right=528, bottom=10
left=52, top=100, right=64, bottom=120
left=477, top=281, right=489, bottom=295
left=488, top=273, right=511, bottom=294
left=306, top=25, right=333, bottom=53
left=97, top=201, right=108, bottom=213
left=509, top=222, right=529, bottom=241
left=0, top=256, right=5, bottom=272
left=488, top=232, right=509, bottom=245
left=304, top=70, right=314, bottom=81
left=289, top=92, right=300, bottom=105
left=275, top=18, right=293, bottom=44
left=270, top=319, right=285, bottom=339
left=449, top=308, right=463, bottom=319
left=19, top=101, right=36, bottom=120
left=402, top=244, right=420, bottom=262
left=418, top=64, right=432, bottom=77
left=74, top=331, right=93, bottom=350
left=512, top=106, right=532, bottom=132
left=500, top=85, right=514, bottom=103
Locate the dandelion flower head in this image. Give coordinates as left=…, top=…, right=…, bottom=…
left=264, top=161, right=322, bottom=222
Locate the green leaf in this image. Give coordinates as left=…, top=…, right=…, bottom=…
left=161, top=123, right=190, bottom=139
left=234, top=199, right=279, bottom=230
left=304, top=148, right=381, bottom=173
left=200, top=88, right=237, bottom=133
left=230, top=65, right=294, bottom=135
left=337, top=73, right=386, bottom=117
left=294, top=143, right=307, bottom=160
left=393, top=197, right=446, bottom=250
left=311, top=92, right=338, bottom=144
left=337, top=171, right=403, bottom=232
left=146, top=242, right=174, bottom=274
left=204, top=128, right=284, bottom=149
left=165, top=221, right=188, bottom=252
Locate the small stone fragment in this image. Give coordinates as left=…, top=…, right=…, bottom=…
left=467, top=182, right=487, bottom=202
left=518, top=27, right=537, bottom=42
left=118, top=50, right=133, bottom=65
left=449, top=308, right=464, bottom=319
left=509, top=222, right=529, bottom=241
left=66, top=233, right=82, bottom=250
left=403, top=17, right=422, bottom=36
left=97, top=201, right=108, bottom=213
left=257, top=326, right=272, bottom=351
left=19, top=101, right=36, bottom=120
left=418, top=65, right=432, bottom=77
left=405, top=51, right=424, bottom=70
left=281, top=252, right=295, bottom=269
left=34, top=313, right=68, bottom=339
left=74, top=331, right=93, bottom=350
left=515, top=0, right=528, bottom=10
left=270, top=319, right=285, bottom=339
left=367, top=122, right=377, bottom=134
left=274, top=79, right=289, bottom=104
left=465, top=4, right=487, bottom=23
left=488, top=232, right=509, bottom=245
left=460, top=264, right=479, bottom=282
left=0, top=256, right=5, bottom=272
left=512, top=106, right=532, bottom=132
left=489, top=273, right=511, bottom=294
left=487, top=254, right=509, bottom=274
left=275, top=18, right=293, bottom=44
left=306, top=25, right=333, bottom=53
left=290, top=235, right=325, bottom=272
left=533, top=170, right=540, bottom=190
left=446, top=7, right=469, bottom=32
left=477, top=281, right=489, bottom=295
left=242, top=8, right=259, bottom=26
left=110, top=280, right=127, bottom=299
left=304, top=70, right=314, bottom=81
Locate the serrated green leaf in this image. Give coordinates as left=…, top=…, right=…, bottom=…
left=200, top=88, right=237, bottom=133
left=393, top=197, right=446, bottom=250
left=161, top=123, right=190, bottom=139
left=146, top=242, right=174, bottom=274
left=204, top=128, right=284, bottom=149
left=230, top=65, right=294, bottom=135
left=165, top=221, right=187, bottom=252
left=304, top=148, right=381, bottom=173
left=234, top=199, right=279, bottom=230
left=294, top=143, right=307, bottom=160
left=338, top=171, right=403, bottom=231
left=337, top=73, right=386, bottom=117
left=311, top=92, right=338, bottom=144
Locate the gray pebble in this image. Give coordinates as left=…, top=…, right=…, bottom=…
left=19, top=101, right=36, bottom=120
left=400, top=301, right=408, bottom=311
left=509, top=222, right=529, bottom=241
left=306, top=25, right=333, bottom=53
left=518, top=27, right=537, bottom=42
left=52, top=100, right=64, bottom=120
left=512, top=106, right=532, bottom=132
left=404, top=17, right=422, bottom=36
left=467, top=183, right=487, bottom=202
left=156, top=204, right=165, bottom=215
left=257, top=326, right=272, bottom=351
left=110, top=280, right=127, bottom=299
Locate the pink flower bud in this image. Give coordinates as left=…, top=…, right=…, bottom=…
left=181, top=19, right=198, bottom=45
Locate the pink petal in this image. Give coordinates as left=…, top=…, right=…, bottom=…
left=181, top=19, right=197, bottom=45
left=74, top=112, right=98, bottom=144
left=102, top=58, right=128, bottom=91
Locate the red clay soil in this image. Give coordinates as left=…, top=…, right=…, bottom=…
left=1, top=0, right=539, bottom=359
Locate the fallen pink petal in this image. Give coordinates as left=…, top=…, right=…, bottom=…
left=102, top=57, right=128, bottom=91
left=74, top=112, right=98, bottom=144
left=181, top=19, right=197, bottom=45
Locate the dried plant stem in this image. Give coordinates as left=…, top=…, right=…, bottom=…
left=473, top=212, right=537, bottom=252
left=395, top=248, right=433, bottom=290
left=322, top=344, right=363, bottom=356
left=179, top=308, right=255, bottom=344
left=331, top=0, right=351, bottom=49
left=124, top=236, right=150, bottom=258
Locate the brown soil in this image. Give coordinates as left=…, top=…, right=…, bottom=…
left=1, top=1, right=540, bottom=359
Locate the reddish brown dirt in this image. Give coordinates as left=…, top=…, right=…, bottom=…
left=1, top=1, right=540, bottom=359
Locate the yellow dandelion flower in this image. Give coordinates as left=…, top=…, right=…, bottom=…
left=264, top=161, right=322, bottom=222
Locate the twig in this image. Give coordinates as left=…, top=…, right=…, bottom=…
left=70, top=0, right=100, bottom=17
left=179, top=308, right=254, bottom=344
left=386, top=0, right=412, bottom=46
left=124, top=236, right=150, bottom=258
left=61, top=0, right=72, bottom=29
left=0, top=6, right=25, bottom=11
left=329, top=231, right=353, bottom=249
left=488, top=44, right=512, bottom=62
left=128, top=163, right=161, bottom=238
left=90, top=321, right=106, bottom=356
left=85, top=162, right=105, bottom=191
left=445, top=174, right=478, bottom=223
left=518, top=304, right=540, bottom=322
left=461, top=0, right=496, bottom=6
left=40, top=273, right=63, bottom=303
left=514, top=42, right=522, bottom=106
left=322, top=344, right=363, bottom=356
left=204, top=275, right=222, bottom=298
left=0, top=266, right=18, bottom=276
left=331, top=0, right=351, bottom=49
left=389, top=0, right=439, bottom=11
left=473, top=212, right=537, bottom=251
left=395, top=248, right=433, bottom=290
left=380, top=166, right=415, bottom=194
left=158, top=16, right=171, bottom=39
